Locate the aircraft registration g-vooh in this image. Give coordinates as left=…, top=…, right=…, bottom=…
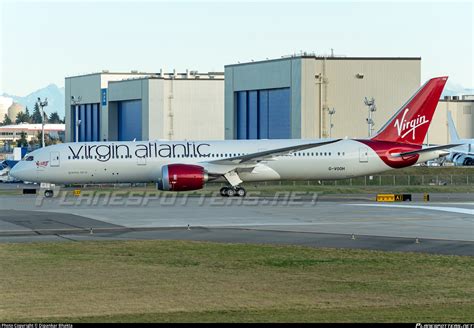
left=11, top=77, right=458, bottom=197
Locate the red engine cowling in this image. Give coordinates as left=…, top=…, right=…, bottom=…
left=157, top=164, right=208, bottom=191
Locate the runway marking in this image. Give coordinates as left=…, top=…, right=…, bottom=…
left=347, top=204, right=474, bottom=216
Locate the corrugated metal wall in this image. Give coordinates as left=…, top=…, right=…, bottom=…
left=301, top=58, right=421, bottom=139
left=161, top=79, right=224, bottom=141
left=430, top=101, right=474, bottom=144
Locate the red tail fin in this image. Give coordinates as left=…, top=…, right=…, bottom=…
left=371, top=76, right=448, bottom=145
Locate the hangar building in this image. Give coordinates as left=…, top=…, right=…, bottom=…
left=65, top=56, right=473, bottom=145
left=65, top=71, right=224, bottom=142
left=430, top=95, right=474, bottom=145
left=225, top=55, right=422, bottom=140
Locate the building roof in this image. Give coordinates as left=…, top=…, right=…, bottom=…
left=108, top=72, right=225, bottom=84
left=0, top=123, right=65, bottom=131
left=66, top=71, right=224, bottom=80
left=225, top=55, right=422, bottom=67
left=441, top=95, right=474, bottom=102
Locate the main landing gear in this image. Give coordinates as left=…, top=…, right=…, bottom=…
left=40, top=183, right=56, bottom=198
left=220, top=186, right=246, bottom=197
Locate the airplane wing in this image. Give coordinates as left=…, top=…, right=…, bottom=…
left=208, top=139, right=340, bottom=165
left=200, top=139, right=341, bottom=176
left=394, top=144, right=463, bottom=157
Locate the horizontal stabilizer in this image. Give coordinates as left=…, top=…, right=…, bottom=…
left=393, top=144, right=462, bottom=157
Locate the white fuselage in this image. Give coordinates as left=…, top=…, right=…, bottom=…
left=11, top=139, right=444, bottom=185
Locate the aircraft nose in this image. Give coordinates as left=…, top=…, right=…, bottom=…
left=9, top=163, right=21, bottom=179
left=9, top=162, right=32, bottom=182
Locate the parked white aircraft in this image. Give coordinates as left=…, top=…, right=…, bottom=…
left=447, top=110, right=474, bottom=166
left=0, top=160, right=18, bottom=183
left=11, top=77, right=458, bottom=197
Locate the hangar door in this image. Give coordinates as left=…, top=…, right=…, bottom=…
left=72, top=103, right=100, bottom=142
left=118, top=100, right=142, bottom=141
left=236, top=88, right=291, bottom=139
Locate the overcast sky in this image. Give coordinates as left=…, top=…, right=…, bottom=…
left=1, top=0, right=473, bottom=95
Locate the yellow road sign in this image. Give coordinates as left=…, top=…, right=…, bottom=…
left=376, top=194, right=395, bottom=202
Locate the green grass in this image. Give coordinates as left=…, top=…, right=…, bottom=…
left=0, top=240, right=473, bottom=322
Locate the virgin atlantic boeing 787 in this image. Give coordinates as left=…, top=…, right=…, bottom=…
left=10, top=77, right=458, bottom=197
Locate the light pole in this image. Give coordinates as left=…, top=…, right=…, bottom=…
left=37, top=98, right=48, bottom=148
left=364, top=97, right=377, bottom=137
left=71, top=96, right=82, bottom=142
left=328, top=108, right=336, bottom=138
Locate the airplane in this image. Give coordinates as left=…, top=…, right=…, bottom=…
left=0, top=160, right=19, bottom=183
left=446, top=110, right=474, bottom=166
left=10, top=76, right=459, bottom=198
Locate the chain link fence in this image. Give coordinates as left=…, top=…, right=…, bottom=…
left=256, top=175, right=474, bottom=186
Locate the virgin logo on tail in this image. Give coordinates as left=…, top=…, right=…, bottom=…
left=394, top=108, right=429, bottom=140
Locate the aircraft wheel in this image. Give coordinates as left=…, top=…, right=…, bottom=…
left=220, top=187, right=229, bottom=197
left=44, top=190, right=54, bottom=198
left=236, top=187, right=246, bottom=197
left=226, top=188, right=236, bottom=197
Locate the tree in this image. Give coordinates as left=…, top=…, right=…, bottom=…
left=15, top=111, right=30, bottom=124
left=31, top=103, right=43, bottom=124
left=36, top=131, right=54, bottom=146
left=17, top=131, right=28, bottom=148
left=49, top=112, right=62, bottom=124
left=24, top=106, right=31, bottom=122
left=1, top=114, right=12, bottom=126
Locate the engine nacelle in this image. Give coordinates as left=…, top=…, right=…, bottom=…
left=451, top=153, right=474, bottom=166
left=157, top=164, right=208, bottom=191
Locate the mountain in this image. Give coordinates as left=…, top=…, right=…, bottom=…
left=2, top=84, right=65, bottom=119
left=441, top=81, right=474, bottom=98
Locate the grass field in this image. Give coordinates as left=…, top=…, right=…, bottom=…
left=1, top=240, right=473, bottom=322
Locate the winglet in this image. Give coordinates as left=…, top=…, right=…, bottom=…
left=447, top=111, right=460, bottom=143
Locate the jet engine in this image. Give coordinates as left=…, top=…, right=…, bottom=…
left=157, top=164, right=208, bottom=191
left=451, top=153, right=474, bottom=166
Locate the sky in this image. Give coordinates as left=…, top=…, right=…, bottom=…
left=1, top=0, right=473, bottom=96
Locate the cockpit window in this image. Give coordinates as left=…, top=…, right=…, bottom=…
left=24, top=156, right=34, bottom=161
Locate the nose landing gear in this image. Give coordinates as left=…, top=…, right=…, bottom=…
left=219, top=186, right=246, bottom=197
